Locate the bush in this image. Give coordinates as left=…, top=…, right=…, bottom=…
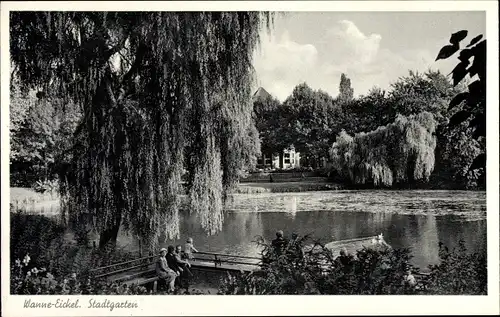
left=10, top=212, right=132, bottom=279
left=33, top=179, right=59, bottom=197
left=424, top=241, right=487, bottom=294
left=10, top=254, right=149, bottom=295
left=10, top=212, right=66, bottom=268
left=218, top=236, right=486, bottom=295
left=219, top=235, right=418, bottom=295
left=11, top=251, right=209, bottom=295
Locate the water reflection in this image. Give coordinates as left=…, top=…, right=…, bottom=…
left=285, top=196, right=297, bottom=219
left=160, top=207, right=266, bottom=256
left=124, top=190, right=486, bottom=270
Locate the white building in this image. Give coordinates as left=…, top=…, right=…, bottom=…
left=257, top=147, right=301, bottom=170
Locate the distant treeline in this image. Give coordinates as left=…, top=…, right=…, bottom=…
left=253, top=71, right=484, bottom=189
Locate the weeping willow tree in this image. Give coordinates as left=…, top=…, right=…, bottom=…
left=10, top=12, right=271, bottom=250
left=330, top=112, right=437, bottom=187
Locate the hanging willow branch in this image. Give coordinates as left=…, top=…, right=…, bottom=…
left=11, top=11, right=272, bottom=250
left=330, top=112, right=437, bottom=187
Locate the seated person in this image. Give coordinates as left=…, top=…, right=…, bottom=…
left=155, top=247, right=176, bottom=292
left=166, top=245, right=192, bottom=290
left=175, top=245, right=193, bottom=277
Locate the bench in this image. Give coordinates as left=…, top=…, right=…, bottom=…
left=92, top=251, right=262, bottom=294
left=136, top=276, right=160, bottom=292
left=110, top=269, right=154, bottom=284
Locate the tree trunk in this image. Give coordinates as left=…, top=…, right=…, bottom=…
left=279, top=152, right=284, bottom=169
left=98, top=223, right=120, bottom=250
left=94, top=72, right=123, bottom=251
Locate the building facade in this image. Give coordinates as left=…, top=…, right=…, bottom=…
left=257, top=148, right=301, bottom=170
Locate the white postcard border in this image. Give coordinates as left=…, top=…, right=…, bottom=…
left=1, top=1, right=498, bottom=316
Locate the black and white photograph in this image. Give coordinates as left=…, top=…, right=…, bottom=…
left=1, top=1, right=499, bottom=316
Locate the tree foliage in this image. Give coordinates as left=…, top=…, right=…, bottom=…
left=10, top=12, right=272, bottom=250
left=424, top=241, right=486, bottom=295
left=250, top=68, right=477, bottom=188
left=388, top=70, right=456, bottom=124
left=433, top=120, right=482, bottom=189
left=340, top=86, right=390, bottom=135
left=337, top=70, right=456, bottom=138
left=281, top=83, right=342, bottom=167
left=338, top=73, right=354, bottom=102
left=436, top=30, right=486, bottom=174
left=253, top=92, right=289, bottom=156
left=10, top=81, right=81, bottom=187
left=330, top=112, right=437, bottom=187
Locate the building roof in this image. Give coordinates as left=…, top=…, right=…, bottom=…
left=252, top=87, right=272, bottom=101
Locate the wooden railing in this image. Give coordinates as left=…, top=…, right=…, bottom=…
left=193, top=251, right=261, bottom=267
left=89, top=254, right=156, bottom=279
left=90, top=251, right=262, bottom=281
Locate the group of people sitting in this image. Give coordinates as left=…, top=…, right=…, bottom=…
left=155, top=237, right=198, bottom=293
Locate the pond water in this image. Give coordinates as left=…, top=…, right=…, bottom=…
left=151, top=190, right=487, bottom=271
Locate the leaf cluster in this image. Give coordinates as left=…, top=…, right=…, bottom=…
left=436, top=30, right=486, bottom=171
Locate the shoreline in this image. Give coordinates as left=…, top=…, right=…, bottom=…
left=235, top=182, right=486, bottom=194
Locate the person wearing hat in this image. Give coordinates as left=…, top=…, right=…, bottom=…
left=271, top=230, right=288, bottom=257
left=156, top=247, right=176, bottom=293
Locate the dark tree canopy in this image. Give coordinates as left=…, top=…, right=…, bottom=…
left=253, top=91, right=288, bottom=156
left=10, top=12, right=272, bottom=250
left=282, top=83, right=341, bottom=167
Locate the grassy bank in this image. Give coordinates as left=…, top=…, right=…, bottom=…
left=10, top=187, right=60, bottom=215
left=235, top=180, right=343, bottom=194
left=10, top=187, right=58, bottom=202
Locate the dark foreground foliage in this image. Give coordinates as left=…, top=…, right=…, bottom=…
left=218, top=236, right=487, bottom=295
left=10, top=212, right=147, bottom=294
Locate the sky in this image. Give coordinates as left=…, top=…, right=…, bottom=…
left=252, top=12, right=486, bottom=101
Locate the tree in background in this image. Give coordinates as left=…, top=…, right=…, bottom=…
left=10, top=85, right=37, bottom=186
left=10, top=12, right=273, bottom=250
left=338, top=73, right=354, bottom=102
left=435, top=30, right=486, bottom=188
left=330, top=112, right=437, bottom=187
left=387, top=70, right=456, bottom=124
left=340, top=86, right=390, bottom=135
left=10, top=81, right=81, bottom=188
left=252, top=91, right=289, bottom=161
left=384, top=70, right=481, bottom=188
left=338, top=70, right=454, bottom=138
left=282, top=83, right=341, bottom=168
left=251, top=68, right=480, bottom=189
